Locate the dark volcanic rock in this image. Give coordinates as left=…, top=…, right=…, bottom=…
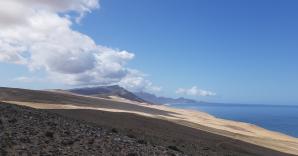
left=0, top=102, right=184, bottom=156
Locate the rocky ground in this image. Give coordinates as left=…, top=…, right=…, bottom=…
left=0, top=102, right=184, bottom=156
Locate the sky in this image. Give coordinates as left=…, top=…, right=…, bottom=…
left=0, top=0, right=297, bottom=105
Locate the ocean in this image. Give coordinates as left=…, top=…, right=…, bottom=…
left=169, top=103, right=298, bottom=138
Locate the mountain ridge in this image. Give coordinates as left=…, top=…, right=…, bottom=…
left=67, top=85, right=147, bottom=103
left=134, top=91, right=205, bottom=105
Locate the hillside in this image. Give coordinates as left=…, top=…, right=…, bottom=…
left=0, top=102, right=182, bottom=156
left=68, top=85, right=147, bottom=103
left=0, top=87, right=298, bottom=156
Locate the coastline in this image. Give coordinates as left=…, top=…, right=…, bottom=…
left=168, top=102, right=298, bottom=138
left=5, top=96, right=298, bottom=155
left=1, top=87, right=297, bottom=155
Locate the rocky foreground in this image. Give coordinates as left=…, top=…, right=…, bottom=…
left=0, top=102, right=184, bottom=156
left=1, top=87, right=297, bottom=156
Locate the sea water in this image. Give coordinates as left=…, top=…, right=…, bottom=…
left=169, top=103, right=298, bottom=138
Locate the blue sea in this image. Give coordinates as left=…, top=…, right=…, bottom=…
left=169, top=103, right=298, bottom=138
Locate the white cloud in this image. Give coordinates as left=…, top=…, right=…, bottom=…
left=119, top=70, right=162, bottom=92
left=0, top=0, right=99, bottom=25
left=0, top=0, right=160, bottom=91
left=176, top=86, right=216, bottom=97
left=12, top=76, right=45, bottom=83
left=13, top=77, right=35, bottom=83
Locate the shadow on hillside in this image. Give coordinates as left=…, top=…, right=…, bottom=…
left=47, top=108, right=294, bottom=156
left=0, top=87, right=179, bottom=117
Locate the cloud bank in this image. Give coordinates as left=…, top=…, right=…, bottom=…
left=176, top=86, right=216, bottom=97
left=0, top=0, right=159, bottom=92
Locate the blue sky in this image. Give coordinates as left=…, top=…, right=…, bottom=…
left=0, top=0, right=298, bottom=104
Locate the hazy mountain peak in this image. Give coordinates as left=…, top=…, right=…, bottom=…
left=134, top=92, right=200, bottom=105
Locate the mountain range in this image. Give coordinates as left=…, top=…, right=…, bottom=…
left=68, top=85, right=201, bottom=105
left=134, top=91, right=200, bottom=105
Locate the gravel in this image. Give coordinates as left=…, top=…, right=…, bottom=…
left=0, top=102, right=185, bottom=156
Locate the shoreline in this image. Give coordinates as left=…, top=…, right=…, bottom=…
left=165, top=103, right=298, bottom=138
left=5, top=98, right=298, bottom=155
left=1, top=87, right=297, bottom=155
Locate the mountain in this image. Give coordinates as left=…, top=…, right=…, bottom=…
left=0, top=87, right=297, bottom=155
left=134, top=92, right=200, bottom=105
left=68, top=85, right=147, bottom=103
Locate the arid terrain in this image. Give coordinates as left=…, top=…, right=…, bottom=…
left=0, top=102, right=183, bottom=156
left=1, top=87, right=298, bottom=156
